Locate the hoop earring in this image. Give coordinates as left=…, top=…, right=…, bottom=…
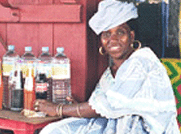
left=130, top=40, right=142, bottom=50
left=99, top=47, right=106, bottom=55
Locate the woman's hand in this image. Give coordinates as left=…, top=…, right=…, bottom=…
left=34, top=99, right=58, bottom=117
left=34, top=96, right=79, bottom=117
left=66, top=96, right=78, bottom=104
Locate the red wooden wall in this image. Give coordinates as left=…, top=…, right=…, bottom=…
left=0, top=0, right=108, bottom=102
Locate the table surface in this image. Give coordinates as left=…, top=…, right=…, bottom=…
left=0, top=109, right=60, bottom=124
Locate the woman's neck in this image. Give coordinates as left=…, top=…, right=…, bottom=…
left=111, top=49, right=134, bottom=77
left=111, top=59, right=125, bottom=78
left=113, top=59, right=125, bottom=68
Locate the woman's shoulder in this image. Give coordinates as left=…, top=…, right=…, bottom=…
left=130, top=47, right=158, bottom=60
left=127, top=47, right=164, bottom=71
left=129, top=47, right=161, bottom=64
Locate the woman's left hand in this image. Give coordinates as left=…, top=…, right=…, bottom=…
left=34, top=99, right=58, bottom=117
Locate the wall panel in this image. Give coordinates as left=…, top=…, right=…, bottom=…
left=0, top=23, right=7, bottom=58
left=54, top=23, right=86, bottom=101
left=7, top=23, right=39, bottom=56
left=0, top=0, right=102, bottom=102
left=10, top=0, right=53, bottom=5
left=6, top=23, right=53, bottom=57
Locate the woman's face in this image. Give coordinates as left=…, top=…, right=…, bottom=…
left=101, top=23, right=135, bottom=60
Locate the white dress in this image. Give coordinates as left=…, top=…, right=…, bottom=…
left=40, top=47, right=180, bottom=134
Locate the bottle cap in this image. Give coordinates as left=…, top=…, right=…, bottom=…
left=42, top=47, right=49, bottom=52
left=25, top=46, right=32, bottom=52
left=8, top=45, right=15, bottom=51
left=57, top=47, right=64, bottom=53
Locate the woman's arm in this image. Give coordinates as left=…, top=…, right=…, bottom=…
left=35, top=99, right=99, bottom=118
left=63, top=102, right=99, bottom=118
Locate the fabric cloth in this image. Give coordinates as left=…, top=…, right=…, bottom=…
left=40, top=47, right=180, bottom=134
left=88, top=0, right=138, bottom=35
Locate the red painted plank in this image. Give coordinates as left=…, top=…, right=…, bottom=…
left=0, top=4, right=19, bottom=22
left=54, top=0, right=76, bottom=4
left=7, top=23, right=53, bottom=57
left=38, top=24, right=53, bottom=56
left=36, top=0, right=53, bottom=4
left=8, top=0, right=27, bottom=5
left=58, top=0, right=76, bottom=3
left=0, top=4, right=81, bottom=23
left=7, top=24, right=40, bottom=57
left=9, top=0, right=53, bottom=5
left=0, top=118, right=56, bottom=134
left=9, top=0, right=76, bottom=5
left=0, top=0, right=15, bottom=8
left=19, top=5, right=81, bottom=22
left=54, top=23, right=87, bottom=101
left=0, top=23, right=7, bottom=59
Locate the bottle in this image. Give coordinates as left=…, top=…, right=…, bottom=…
left=35, top=69, right=48, bottom=99
left=24, top=66, right=35, bottom=110
left=52, top=47, right=71, bottom=104
left=0, top=60, right=3, bottom=110
left=21, top=46, right=37, bottom=79
left=7, top=66, right=15, bottom=110
left=10, top=62, right=24, bottom=111
left=2, top=45, right=19, bottom=109
left=38, top=47, right=52, bottom=101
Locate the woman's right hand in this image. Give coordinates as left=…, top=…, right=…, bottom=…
left=34, top=96, right=78, bottom=117
left=34, top=99, right=58, bottom=117
left=66, top=96, right=78, bottom=104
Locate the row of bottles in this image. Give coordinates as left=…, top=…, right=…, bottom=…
left=2, top=45, right=71, bottom=111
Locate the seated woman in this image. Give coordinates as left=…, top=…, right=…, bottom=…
left=35, top=0, right=180, bottom=133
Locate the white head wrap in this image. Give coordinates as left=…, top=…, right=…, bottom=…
left=88, top=0, right=138, bottom=35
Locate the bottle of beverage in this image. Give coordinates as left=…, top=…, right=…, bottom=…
left=0, top=60, right=3, bottom=110
left=7, top=66, right=16, bottom=110
left=24, top=66, right=35, bottom=110
left=10, top=61, right=24, bottom=111
left=52, top=47, right=71, bottom=104
left=2, top=45, right=19, bottom=109
left=38, top=47, right=52, bottom=101
left=21, top=46, right=37, bottom=79
left=35, top=69, right=48, bottom=99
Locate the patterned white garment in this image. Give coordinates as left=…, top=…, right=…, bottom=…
left=40, top=47, right=180, bottom=134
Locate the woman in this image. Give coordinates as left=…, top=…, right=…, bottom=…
left=36, top=0, right=180, bottom=133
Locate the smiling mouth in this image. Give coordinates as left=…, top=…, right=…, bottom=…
left=108, top=45, right=121, bottom=51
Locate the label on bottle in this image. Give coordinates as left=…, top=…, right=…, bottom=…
left=11, top=89, right=23, bottom=111
left=2, top=61, right=14, bottom=76
left=21, top=62, right=37, bottom=78
left=35, top=83, right=48, bottom=92
left=0, top=65, right=2, bottom=87
left=53, top=89, right=68, bottom=95
left=24, top=77, right=34, bottom=91
left=0, top=62, right=3, bottom=110
left=38, top=61, right=52, bottom=78
left=52, top=64, right=70, bottom=79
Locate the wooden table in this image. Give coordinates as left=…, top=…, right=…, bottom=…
left=0, top=110, right=60, bottom=134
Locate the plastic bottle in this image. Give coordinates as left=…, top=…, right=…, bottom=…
left=52, top=47, right=71, bottom=104
left=0, top=61, right=3, bottom=110
left=2, top=45, right=19, bottom=109
left=24, top=66, right=35, bottom=110
left=37, top=47, right=52, bottom=101
left=10, top=62, right=24, bottom=111
left=21, top=46, right=37, bottom=79
left=35, top=69, right=48, bottom=100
